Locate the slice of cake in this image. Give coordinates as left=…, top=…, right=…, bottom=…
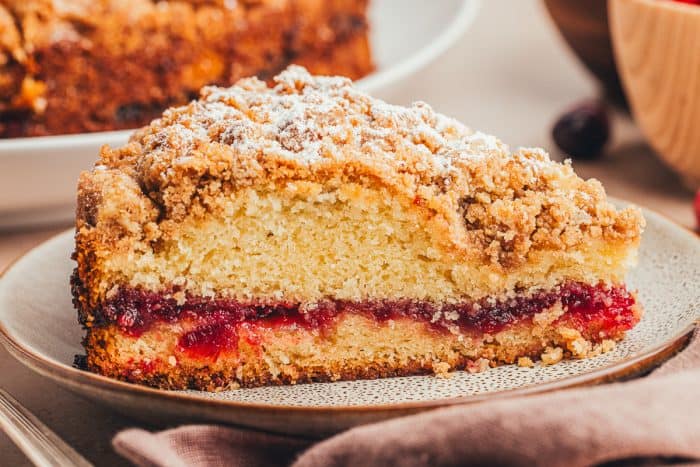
left=72, top=66, right=644, bottom=391
left=0, top=0, right=372, bottom=137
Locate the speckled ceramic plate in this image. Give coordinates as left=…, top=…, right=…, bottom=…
left=0, top=205, right=697, bottom=437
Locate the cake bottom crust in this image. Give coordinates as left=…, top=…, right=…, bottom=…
left=83, top=300, right=641, bottom=391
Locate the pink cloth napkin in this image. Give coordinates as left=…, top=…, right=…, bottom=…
left=113, top=331, right=700, bottom=467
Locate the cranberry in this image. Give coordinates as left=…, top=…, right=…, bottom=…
left=694, top=189, right=700, bottom=230
left=674, top=0, right=700, bottom=5
left=98, top=283, right=639, bottom=358
left=552, top=101, right=610, bottom=160
left=178, top=323, right=237, bottom=359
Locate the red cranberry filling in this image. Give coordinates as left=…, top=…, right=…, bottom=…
left=97, top=282, right=638, bottom=359
left=177, top=323, right=238, bottom=359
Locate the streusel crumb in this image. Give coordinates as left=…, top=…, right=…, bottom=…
left=432, top=361, right=452, bottom=378
left=518, top=356, right=535, bottom=368
left=81, top=66, right=643, bottom=270
left=541, top=347, right=564, bottom=365
left=466, top=358, right=491, bottom=374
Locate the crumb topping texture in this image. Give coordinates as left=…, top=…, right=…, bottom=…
left=82, top=65, right=643, bottom=270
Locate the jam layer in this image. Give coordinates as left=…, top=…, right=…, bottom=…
left=91, top=283, right=639, bottom=359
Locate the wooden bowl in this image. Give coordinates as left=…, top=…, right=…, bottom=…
left=610, top=0, right=700, bottom=188
left=543, top=0, right=628, bottom=107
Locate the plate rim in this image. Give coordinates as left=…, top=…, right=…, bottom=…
left=0, top=0, right=482, bottom=151
left=0, top=202, right=698, bottom=415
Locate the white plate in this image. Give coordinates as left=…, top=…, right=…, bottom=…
left=0, top=0, right=481, bottom=229
left=0, top=205, right=697, bottom=436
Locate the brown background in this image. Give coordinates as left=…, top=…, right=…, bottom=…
left=0, top=1, right=695, bottom=465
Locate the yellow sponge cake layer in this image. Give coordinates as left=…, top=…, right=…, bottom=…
left=80, top=182, right=638, bottom=305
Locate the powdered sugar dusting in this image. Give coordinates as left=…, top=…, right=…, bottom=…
left=463, top=131, right=501, bottom=153
left=146, top=65, right=532, bottom=174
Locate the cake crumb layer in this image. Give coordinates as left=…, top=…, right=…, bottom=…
left=83, top=299, right=640, bottom=390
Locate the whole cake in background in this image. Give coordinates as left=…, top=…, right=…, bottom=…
left=72, top=66, right=644, bottom=391
left=0, top=0, right=372, bottom=138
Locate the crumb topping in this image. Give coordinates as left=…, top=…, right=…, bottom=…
left=517, top=356, right=535, bottom=368
left=81, top=66, right=643, bottom=268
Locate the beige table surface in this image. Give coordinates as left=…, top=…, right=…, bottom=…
left=1, top=1, right=696, bottom=465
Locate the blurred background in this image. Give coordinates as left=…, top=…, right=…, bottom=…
left=1, top=0, right=698, bottom=464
